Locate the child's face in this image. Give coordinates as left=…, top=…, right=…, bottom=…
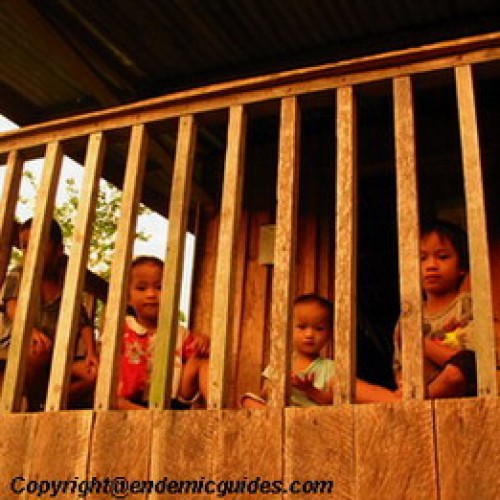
left=19, top=227, right=62, bottom=273
left=128, top=262, right=162, bottom=326
left=293, top=301, right=331, bottom=358
left=420, top=231, right=464, bottom=297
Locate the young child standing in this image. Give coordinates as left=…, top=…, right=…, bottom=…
left=394, top=219, right=476, bottom=398
left=241, top=294, right=399, bottom=408
left=1, top=218, right=98, bottom=410
left=117, top=256, right=209, bottom=409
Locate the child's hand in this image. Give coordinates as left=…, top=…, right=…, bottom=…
left=84, top=352, right=99, bottom=373
left=291, top=372, right=316, bottom=393
left=30, top=330, right=52, bottom=355
left=186, top=332, right=210, bottom=358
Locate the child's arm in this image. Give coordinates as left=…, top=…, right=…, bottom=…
left=291, top=373, right=333, bottom=405
left=427, top=363, right=467, bottom=398
left=5, top=298, right=52, bottom=353
left=240, top=380, right=269, bottom=408
left=116, top=396, right=146, bottom=410
left=424, top=338, right=460, bottom=366
left=80, top=324, right=99, bottom=369
left=355, top=378, right=401, bottom=403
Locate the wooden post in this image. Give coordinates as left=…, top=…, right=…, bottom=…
left=334, top=86, right=357, bottom=404
left=1, top=142, right=63, bottom=412
left=268, top=97, right=300, bottom=407
left=94, top=125, right=148, bottom=410
left=393, top=76, right=425, bottom=400
left=208, top=105, right=247, bottom=409
left=455, top=64, right=498, bottom=396
left=149, top=115, right=197, bottom=409
left=45, top=133, right=106, bottom=410
left=0, top=151, right=23, bottom=287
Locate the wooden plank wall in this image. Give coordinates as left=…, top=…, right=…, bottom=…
left=0, top=402, right=497, bottom=499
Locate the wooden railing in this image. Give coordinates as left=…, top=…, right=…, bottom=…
left=1, top=32, right=499, bottom=416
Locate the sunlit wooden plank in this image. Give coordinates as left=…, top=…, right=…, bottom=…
left=267, top=97, right=300, bottom=407
left=393, top=76, right=425, bottom=400
left=0, top=151, right=23, bottom=286
left=1, top=142, right=63, bottom=412
left=149, top=115, right=197, bottom=409
left=46, top=133, right=106, bottom=411
left=208, top=105, right=247, bottom=409
left=455, top=64, right=497, bottom=396
left=94, top=125, right=149, bottom=410
left=334, top=86, right=357, bottom=404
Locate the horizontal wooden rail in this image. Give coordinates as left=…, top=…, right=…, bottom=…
left=1, top=32, right=500, bottom=159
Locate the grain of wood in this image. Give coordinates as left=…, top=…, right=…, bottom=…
left=150, top=409, right=218, bottom=500
left=209, top=105, right=247, bottom=409
left=2, top=34, right=500, bottom=158
left=1, top=142, right=63, bottom=412
left=90, top=411, right=153, bottom=500
left=455, top=64, right=497, bottom=396
left=434, top=398, right=500, bottom=500
left=215, top=408, right=283, bottom=500
left=393, top=76, right=424, bottom=400
left=334, top=86, right=357, bottom=404
left=0, top=413, right=31, bottom=498
left=268, top=97, right=300, bottom=407
left=0, top=150, right=23, bottom=286
left=149, top=115, right=196, bottom=409
left=285, top=406, right=353, bottom=499
left=94, top=125, right=149, bottom=411
left=25, top=411, right=93, bottom=500
left=46, top=133, right=106, bottom=410
left=355, top=401, right=437, bottom=500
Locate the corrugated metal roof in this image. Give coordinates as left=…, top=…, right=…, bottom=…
left=0, top=0, right=499, bottom=124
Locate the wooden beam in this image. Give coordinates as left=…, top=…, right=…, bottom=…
left=94, top=125, right=148, bottom=410
left=2, top=32, right=500, bottom=158
left=267, top=97, right=300, bottom=407
left=0, top=151, right=23, bottom=287
left=45, top=133, right=106, bottom=411
left=207, top=105, right=247, bottom=409
left=455, top=64, right=498, bottom=397
left=393, top=76, right=425, bottom=400
left=149, top=115, right=197, bottom=409
left=1, top=142, right=63, bottom=412
left=333, top=86, right=357, bottom=404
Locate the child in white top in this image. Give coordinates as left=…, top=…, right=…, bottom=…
left=242, top=294, right=399, bottom=408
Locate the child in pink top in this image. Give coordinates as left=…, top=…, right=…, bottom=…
left=117, top=256, right=208, bottom=409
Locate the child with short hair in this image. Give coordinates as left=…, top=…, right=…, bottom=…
left=1, top=218, right=98, bottom=410
left=241, top=293, right=400, bottom=408
left=394, top=219, right=476, bottom=397
left=117, top=255, right=209, bottom=409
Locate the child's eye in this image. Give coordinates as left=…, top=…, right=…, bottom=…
left=295, top=324, right=306, bottom=330
left=437, top=253, right=450, bottom=260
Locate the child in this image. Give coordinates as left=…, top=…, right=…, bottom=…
left=117, top=256, right=209, bottom=410
left=394, top=219, right=476, bottom=398
left=241, top=294, right=400, bottom=408
left=1, top=218, right=98, bottom=410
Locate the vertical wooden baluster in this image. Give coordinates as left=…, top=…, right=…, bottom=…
left=455, top=64, right=497, bottom=396
left=0, top=151, right=23, bottom=286
left=208, top=105, right=247, bottom=409
left=149, top=115, right=197, bottom=409
left=94, top=125, right=148, bottom=410
left=268, top=97, right=300, bottom=407
left=1, top=142, right=63, bottom=412
left=394, top=76, right=425, bottom=400
left=46, top=133, right=106, bottom=410
left=334, top=86, right=357, bottom=404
